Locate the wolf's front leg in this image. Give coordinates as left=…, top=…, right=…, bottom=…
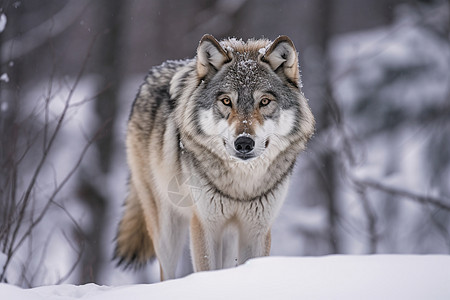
left=238, top=228, right=271, bottom=265
left=155, top=208, right=190, bottom=280
left=190, top=213, right=223, bottom=272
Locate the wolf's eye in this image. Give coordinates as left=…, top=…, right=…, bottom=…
left=221, top=97, right=232, bottom=107
left=260, top=98, right=271, bottom=107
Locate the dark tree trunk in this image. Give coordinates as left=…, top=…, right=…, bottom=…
left=77, top=0, right=124, bottom=284
left=313, top=0, right=341, bottom=254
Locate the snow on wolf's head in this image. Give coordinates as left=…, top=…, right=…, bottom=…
left=192, top=34, right=314, bottom=163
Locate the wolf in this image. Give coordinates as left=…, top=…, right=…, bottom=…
left=114, top=34, right=315, bottom=280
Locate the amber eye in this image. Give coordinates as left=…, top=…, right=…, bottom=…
left=260, top=98, right=271, bottom=107
left=221, top=97, right=232, bottom=107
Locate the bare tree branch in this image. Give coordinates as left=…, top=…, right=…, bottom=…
left=355, top=178, right=450, bottom=211
left=355, top=183, right=378, bottom=253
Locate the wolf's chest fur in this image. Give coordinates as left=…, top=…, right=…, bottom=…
left=115, top=35, right=315, bottom=280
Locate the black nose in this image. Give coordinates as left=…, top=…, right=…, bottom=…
left=234, top=136, right=255, bottom=154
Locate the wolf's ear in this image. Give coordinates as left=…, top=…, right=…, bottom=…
left=261, top=36, right=299, bottom=85
left=197, top=34, right=230, bottom=79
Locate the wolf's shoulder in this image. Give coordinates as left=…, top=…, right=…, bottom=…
left=128, top=58, right=196, bottom=131
left=131, top=60, right=191, bottom=110
left=145, top=59, right=192, bottom=84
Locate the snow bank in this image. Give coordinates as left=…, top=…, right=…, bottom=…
left=1, top=255, right=449, bottom=299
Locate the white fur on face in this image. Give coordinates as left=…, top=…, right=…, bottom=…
left=277, top=109, right=295, bottom=136
left=254, top=119, right=275, bottom=158
left=199, top=109, right=232, bottom=156
left=199, top=109, right=228, bottom=136
left=254, top=109, right=295, bottom=159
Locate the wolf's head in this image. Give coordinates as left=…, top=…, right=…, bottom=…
left=182, top=34, right=314, bottom=164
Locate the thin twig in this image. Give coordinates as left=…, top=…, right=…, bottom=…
left=355, top=183, right=378, bottom=253
left=51, top=198, right=87, bottom=284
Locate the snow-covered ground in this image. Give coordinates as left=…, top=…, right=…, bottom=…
left=1, top=255, right=449, bottom=300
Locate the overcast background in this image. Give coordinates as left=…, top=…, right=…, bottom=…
left=1, top=0, right=449, bottom=287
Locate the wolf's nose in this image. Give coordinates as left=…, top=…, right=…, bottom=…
left=234, top=136, right=255, bottom=154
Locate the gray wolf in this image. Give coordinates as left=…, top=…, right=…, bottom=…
left=114, top=34, right=315, bottom=280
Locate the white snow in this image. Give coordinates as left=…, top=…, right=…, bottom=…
left=0, top=101, right=7, bottom=112
left=1, top=255, right=449, bottom=300
left=0, top=73, right=9, bottom=82
left=0, top=13, right=6, bottom=33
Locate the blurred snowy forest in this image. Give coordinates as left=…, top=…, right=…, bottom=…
left=0, top=0, right=449, bottom=287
